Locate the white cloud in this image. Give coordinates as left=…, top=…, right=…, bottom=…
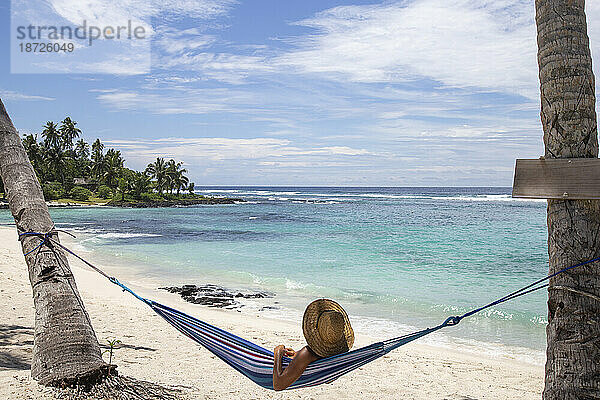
left=96, top=88, right=252, bottom=114
left=277, top=1, right=539, bottom=98
left=0, top=90, right=55, bottom=101
left=103, top=137, right=373, bottom=162
left=154, top=28, right=217, bottom=55
left=276, top=0, right=600, bottom=100
left=48, top=0, right=234, bottom=26
left=258, top=161, right=359, bottom=167
left=157, top=52, right=272, bottom=84
left=24, top=0, right=600, bottom=91
left=153, top=26, right=272, bottom=84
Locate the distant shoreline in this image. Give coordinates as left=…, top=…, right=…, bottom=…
left=0, top=195, right=245, bottom=209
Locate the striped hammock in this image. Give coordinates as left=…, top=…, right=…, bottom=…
left=148, top=300, right=453, bottom=390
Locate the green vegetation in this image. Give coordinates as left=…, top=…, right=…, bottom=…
left=96, top=185, right=112, bottom=199
left=102, top=338, right=122, bottom=371
left=42, top=181, right=65, bottom=200
left=69, top=186, right=93, bottom=201
left=22, top=117, right=197, bottom=204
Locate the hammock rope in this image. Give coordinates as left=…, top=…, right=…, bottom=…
left=17, top=229, right=600, bottom=390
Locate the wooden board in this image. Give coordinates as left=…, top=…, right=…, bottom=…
left=512, top=158, right=600, bottom=199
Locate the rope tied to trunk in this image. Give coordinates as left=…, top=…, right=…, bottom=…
left=19, top=228, right=110, bottom=279
left=18, top=229, right=152, bottom=305
left=19, top=229, right=59, bottom=256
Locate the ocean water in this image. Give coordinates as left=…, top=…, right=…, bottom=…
left=0, top=187, right=550, bottom=363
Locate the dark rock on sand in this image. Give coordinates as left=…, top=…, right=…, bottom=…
left=159, top=284, right=274, bottom=309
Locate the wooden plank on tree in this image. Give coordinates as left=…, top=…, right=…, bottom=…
left=512, top=158, right=600, bottom=199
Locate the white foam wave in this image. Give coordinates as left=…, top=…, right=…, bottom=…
left=197, top=189, right=544, bottom=203
left=442, top=195, right=545, bottom=203
left=285, top=278, right=307, bottom=290
left=68, top=228, right=102, bottom=235
left=199, top=190, right=302, bottom=197
left=84, top=232, right=162, bottom=241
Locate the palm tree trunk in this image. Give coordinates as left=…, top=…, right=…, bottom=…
left=535, top=1, right=600, bottom=398
left=0, top=99, right=108, bottom=385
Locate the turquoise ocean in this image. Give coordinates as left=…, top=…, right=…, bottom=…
left=0, top=187, right=550, bottom=363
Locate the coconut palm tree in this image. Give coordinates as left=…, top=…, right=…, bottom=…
left=145, top=157, right=168, bottom=195
left=91, top=138, right=104, bottom=158
left=22, top=134, right=45, bottom=176
left=102, top=149, right=124, bottom=189
left=132, top=171, right=151, bottom=199
left=90, top=139, right=105, bottom=182
left=73, top=139, right=91, bottom=178
left=75, top=138, right=90, bottom=160
left=116, top=169, right=135, bottom=201
left=45, top=147, right=66, bottom=184
left=165, top=159, right=176, bottom=194
left=59, top=117, right=81, bottom=151
left=41, top=121, right=61, bottom=150
left=535, top=1, right=600, bottom=398
left=165, top=159, right=188, bottom=195
left=187, top=182, right=195, bottom=195
left=0, top=99, right=107, bottom=385
left=173, top=171, right=189, bottom=196
left=22, top=133, right=39, bottom=156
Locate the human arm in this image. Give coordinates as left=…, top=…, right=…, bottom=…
left=273, top=345, right=319, bottom=391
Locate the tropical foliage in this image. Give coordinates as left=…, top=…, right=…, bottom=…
left=21, top=117, right=196, bottom=202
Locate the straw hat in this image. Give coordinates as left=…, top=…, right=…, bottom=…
left=302, top=299, right=354, bottom=358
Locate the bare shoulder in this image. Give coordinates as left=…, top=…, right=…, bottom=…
left=296, top=346, right=320, bottom=364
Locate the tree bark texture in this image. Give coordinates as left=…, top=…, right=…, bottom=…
left=535, top=1, right=600, bottom=398
left=0, top=99, right=108, bottom=386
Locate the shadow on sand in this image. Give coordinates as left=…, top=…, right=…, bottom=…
left=0, top=324, right=33, bottom=371
left=0, top=324, right=158, bottom=372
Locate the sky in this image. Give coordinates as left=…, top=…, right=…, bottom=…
left=1, top=0, right=599, bottom=186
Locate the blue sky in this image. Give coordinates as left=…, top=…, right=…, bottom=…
left=2, top=0, right=599, bottom=186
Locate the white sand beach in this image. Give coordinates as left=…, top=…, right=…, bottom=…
left=0, top=225, right=544, bottom=399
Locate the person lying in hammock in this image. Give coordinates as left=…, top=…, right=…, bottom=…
left=273, top=299, right=354, bottom=391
